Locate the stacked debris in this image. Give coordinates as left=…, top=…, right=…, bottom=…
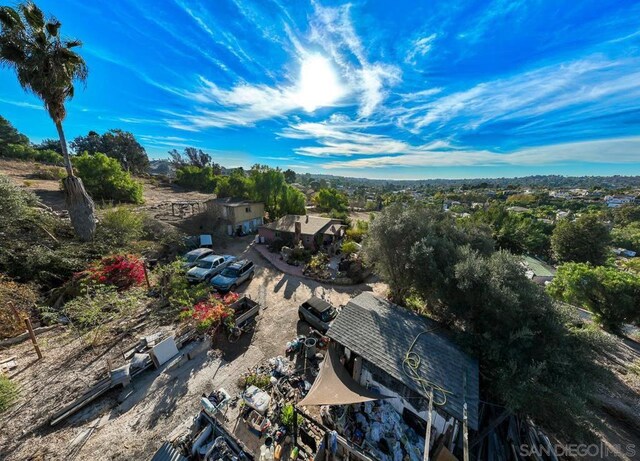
left=321, top=400, right=426, bottom=461
left=471, top=403, right=559, bottom=461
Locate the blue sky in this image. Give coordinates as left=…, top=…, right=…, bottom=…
left=1, top=0, right=640, bottom=179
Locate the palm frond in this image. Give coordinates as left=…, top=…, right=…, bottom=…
left=64, top=39, right=81, bottom=48
left=0, top=6, right=23, bottom=30
left=45, top=19, right=60, bottom=37
left=19, top=1, right=45, bottom=31
left=0, top=1, right=88, bottom=123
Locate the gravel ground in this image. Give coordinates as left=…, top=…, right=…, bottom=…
left=0, top=236, right=386, bottom=461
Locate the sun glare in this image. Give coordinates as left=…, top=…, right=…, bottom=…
left=296, top=54, right=344, bottom=112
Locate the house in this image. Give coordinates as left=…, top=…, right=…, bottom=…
left=258, top=215, right=345, bottom=250
left=604, top=195, right=636, bottom=208
left=206, top=197, right=265, bottom=236
left=522, top=255, right=556, bottom=285
left=303, top=292, right=479, bottom=455
left=613, top=248, right=637, bottom=258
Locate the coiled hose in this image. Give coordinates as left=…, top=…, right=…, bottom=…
left=402, top=329, right=453, bottom=407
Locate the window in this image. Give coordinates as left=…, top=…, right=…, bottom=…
left=246, top=207, right=251, bottom=213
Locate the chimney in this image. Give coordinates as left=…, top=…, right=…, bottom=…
left=295, top=221, right=301, bottom=244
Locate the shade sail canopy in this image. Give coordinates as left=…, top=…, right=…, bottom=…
left=299, top=345, right=388, bottom=406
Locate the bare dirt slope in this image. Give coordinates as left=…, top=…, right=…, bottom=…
left=0, top=158, right=211, bottom=212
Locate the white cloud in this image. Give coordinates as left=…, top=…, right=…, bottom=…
left=398, top=56, right=640, bottom=133
left=405, top=33, right=437, bottom=64
left=321, top=136, right=640, bottom=169
left=309, top=2, right=401, bottom=117
left=279, top=115, right=449, bottom=157
left=0, top=98, right=43, bottom=110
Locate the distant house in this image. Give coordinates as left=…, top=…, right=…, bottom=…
left=604, top=195, right=636, bottom=208
left=258, top=214, right=345, bottom=250
left=206, top=197, right=265, bottom=236
left=319, top=292, right=480, bottom=432
left=507, top=206, right=530, bottom=213
left=522, top=255, right=556, bottom=285
left=613, top=248, right=637, bottom=258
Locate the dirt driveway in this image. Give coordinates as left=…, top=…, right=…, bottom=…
left=0, top=236, right=386, bottom=461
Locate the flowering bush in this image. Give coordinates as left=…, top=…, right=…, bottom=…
left=181, top=293, right=237, bottom=332
left=81, top=254, right=146, bottom=290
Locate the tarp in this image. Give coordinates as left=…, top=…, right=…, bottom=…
left=299, top=345, right=388, bottom=406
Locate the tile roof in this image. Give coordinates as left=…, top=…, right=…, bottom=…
left=327, top=292, right=479, bottom=430
left=261, top=215, right=342, bottom=236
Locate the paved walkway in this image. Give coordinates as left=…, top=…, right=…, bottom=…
left=253, top=243, right=305, bottom=277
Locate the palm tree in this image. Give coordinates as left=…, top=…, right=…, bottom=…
left=0, top=1, right=95, bottom=240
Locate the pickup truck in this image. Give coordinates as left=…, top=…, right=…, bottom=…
left=186, top=254, right=236, bottom=283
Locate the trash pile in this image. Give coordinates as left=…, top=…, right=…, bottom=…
left=322, top=400, right=426, bottom=461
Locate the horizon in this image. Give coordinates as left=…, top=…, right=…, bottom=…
left=2, top=0, right=640, bottom=180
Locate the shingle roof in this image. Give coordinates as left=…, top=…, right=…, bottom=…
left=327, top=292, right=479, bottom=430
left=261, top=215, right=342, bottom=236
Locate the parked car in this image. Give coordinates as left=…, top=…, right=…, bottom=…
left=298, top=296, right=338, bottom=332
left=186, top=255, right=236, bottom=283
left=211, top=260, right=255, bottom=292
left=182, top=248, right=214, bottom=269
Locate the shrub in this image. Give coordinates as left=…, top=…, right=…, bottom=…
left=80, top=254, right=146, bottom=290
left=180, top=293, right=238, bottom=332
left=0, top=143, right=63, bottom=165
left=341, top=240, right=359, bottom=255
left=0, top=375, right=19, bottom=413
left=280, top=404, right=303, bottom=430
left=30, top=165, right=66, bottom=180
left=32, top=149, right=64, bottom=165
left=0, top=277, right=39, bottom=339
left=57, top=286, right=146, bottom=345
left=155, top=261, right=209, bottom=312
left=97, top=207, right=144, bottom=247
left=73, top=153, right=144, bottom=204
left=174, top=165, right=218, bottom=192
left=345, top=220, right=369, bottom=243
left=241, top=373, right=272, bottom=389
left=548, top=263, right=640, bottom=331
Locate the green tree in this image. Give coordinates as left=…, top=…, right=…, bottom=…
left=73, top=153, right=143, bottom=204
left=313, top=188, right=348, bottom=213
left=364, top=203, right=607, bottom=434
left=0, top=1, right=96, bottom=240
left=0, top=115, right=29, bottom=153
left=33, top=137, right=63, bottom=154
left=174, top=165, right=218, bottom=193
left=548, top=263, right=640, bottom=331
left=71, top=129, right=149, bottom=174
left=611, top=222, right=640, bottom=253
left=283, top=168, right=296, bottom=184
left=362, top=203, right=493, bottom=302
left=278, top=184, right=306, bottom=216
left=551, top=215, right=610, bottom=265
left=169, top=147, right=220, bottom=172
left=611, top=204, right=640, bottom=226
left=215, top=169, right=251, bottom=198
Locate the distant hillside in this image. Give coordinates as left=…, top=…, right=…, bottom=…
left=297, top=172, right=640, bottom=189
left=148, top=160, right=175, bottom=177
